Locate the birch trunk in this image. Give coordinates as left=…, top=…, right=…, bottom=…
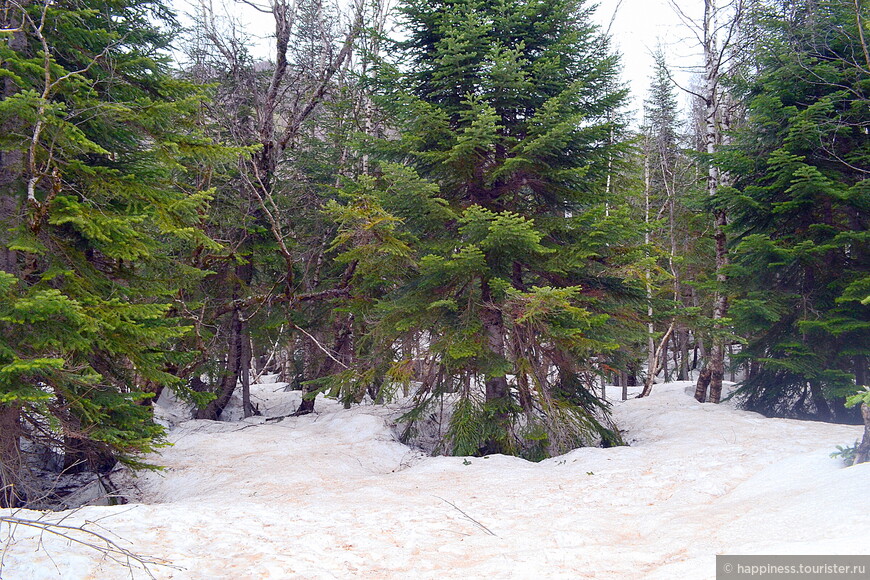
left=695, top=0, right=738, bottom=404
left=644, top=145, right=656, bottom=389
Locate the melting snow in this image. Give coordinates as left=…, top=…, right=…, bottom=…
left=2, top=380, right=868, bottom=579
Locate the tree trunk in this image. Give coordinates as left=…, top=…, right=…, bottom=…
left=677, top=325, right=690, bottom=380
left=748, top=359, right=759, bottom=380
left=61, top=404, right=116, bottom=473
left=691, top=287, right=704, bottom=372
left=728, top=343, right=735, bottom=382
left=628, top=369, right=638, bottom=386
left=0, top=199, right=20, bottom=491
left=620, top=370, right=628, bottom=401
left=695, top=366, right=712, bottom=403
left=294, top=313, right=354, bottom=414
left=0, top=18, right=25, bottom=508
left=0, top=404, right=25, bottom=508
left=855, top=356, right=867, bottom=388
left=662, top=332, right=670, bottom=380
left=0, top=202, right=20, bottom=503
left=830, top=395, right=852, bottom=423
left=695, top=0, right=737, bottom=405
left=644, top=148, right=656, bottom=390
left=241, top=324, right=254, bottom=418
left=195, top=307, right=244, bottom=420
left=482, top=311, right=509, bottom=404
left=708, top=209, right=729, bottom=404
left=481, top=280, right=510, bottom=453
left=0, top=195, right=17, bottom=273
left=294, top=333, right=322, bottom=416
left=852, top=404, right=870, bottom=465
left=809, top=381, right=832, bottom=421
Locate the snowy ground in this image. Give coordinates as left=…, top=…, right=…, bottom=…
left=2, top=380, right=868, bottom=579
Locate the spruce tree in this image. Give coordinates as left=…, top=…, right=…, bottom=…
left=0, top=0, right=225, bottom=506
left=337, top=0, right=636, bottom=457
left=637, top=50, right=701, bottom=394
left=725, top=0, right=870, bottom=421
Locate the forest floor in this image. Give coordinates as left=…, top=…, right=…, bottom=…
left=1, top=380, right=868, bottom=579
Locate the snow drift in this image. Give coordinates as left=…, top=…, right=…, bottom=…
left=1, top=380, right=867, bottom=579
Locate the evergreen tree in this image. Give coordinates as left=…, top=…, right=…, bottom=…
left=0, top=0, right=226, bottom=506
left=637, top=50, right=702, bottom=395
left=725, top=0, right=870, bottom=421
left=334, top=0, right=638, bottom=457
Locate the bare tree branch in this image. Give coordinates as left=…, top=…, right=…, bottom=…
left=1, top=510, right=182, bottom=578
left=638, top=321, right=676, bottom=398
left=291, top=323, right=349, bottom=369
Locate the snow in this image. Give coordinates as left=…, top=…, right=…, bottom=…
left=2, top=380, right=868, bottom=579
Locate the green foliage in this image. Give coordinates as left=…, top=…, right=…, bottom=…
left=846, top=386, right=870, bottom=409
left=830, top=442, right=859, bottom=466
left=325, top=0, right=641, bottom=458
left=447, top=397, right=511, bottom=457
left=726, top=0, right=870, bottom=421
left=434, top=383, right=621, bottom=460
left=0, top=0, right=229, bottom=487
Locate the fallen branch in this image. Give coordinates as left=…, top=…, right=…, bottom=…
left=0, top=510, right=182, bottom=578
left=638, top=320, right=676, bottom=398
left=434, top=495, right=497, bottom=537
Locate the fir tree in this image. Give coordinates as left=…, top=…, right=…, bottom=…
left=0, top=0, right=226, bottom=506
left=637, top=50, right=701, bottom=395
left=335, top=0, right=637, bottom=457
left=725, top=0, right=870, bottom=421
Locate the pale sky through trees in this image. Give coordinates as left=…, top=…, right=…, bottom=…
left=175, top=0, right=701, bottom=123
left=594, top=0, right=701, bottom=121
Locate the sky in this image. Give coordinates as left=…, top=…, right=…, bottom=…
left=175, top=0, right=705, bottom=124
left=593, top=0, right=703, bottom=122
